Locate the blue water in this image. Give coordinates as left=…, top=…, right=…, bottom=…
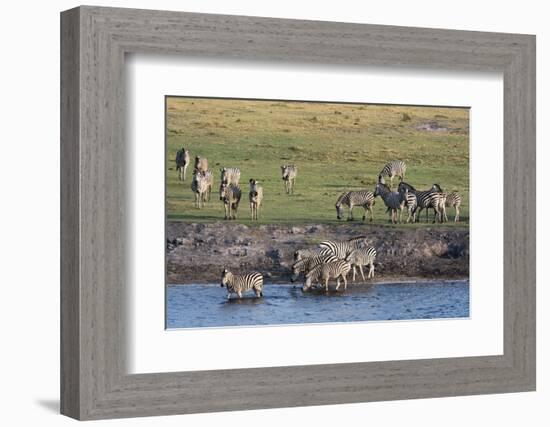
left=166, top=281, right=469, bottom=329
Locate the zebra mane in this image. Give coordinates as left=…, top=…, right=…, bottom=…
left=348, top=235, right=367, bottom=242
left=399, top=181, right=416, bottom=191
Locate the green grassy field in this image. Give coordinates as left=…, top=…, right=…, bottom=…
left=166, top=97, right=469, bottom=227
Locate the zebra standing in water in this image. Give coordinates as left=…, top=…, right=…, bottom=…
left=220, top=167, right=241, bottom=186
left=335, top=190, right=375, bottom=222
left=346, top=246, right=377, bottom=283
left=249, top=179, right=263, bottom=220
left=290, top=253, right=338, bottom=283
left=221, top=269, right=263, bottom=299
left=175, top=147, right=190, bottom=181
left=303, top=260, right=352, bottom=292
left=319, top=236, right=368, bottom=260
left=194, top=156, right=209, bottom=173
left=219, top=182, right=242, bottom=220
left=191, top=170, right=211, bottom=209
left=281, top=165, right=298, bottom=194
left=378, top=160, right=407, bottom=190
left=398, top=182, right=445, bottom=223
left=373, top=182, right=405, bottom=224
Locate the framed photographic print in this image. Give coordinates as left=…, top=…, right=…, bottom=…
left=61, top=6, right=536, bottom=420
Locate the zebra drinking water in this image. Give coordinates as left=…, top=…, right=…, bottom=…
left=318, top=236, right=369, bottom=260
left=221, top=269, right=263, bottom=299
left=175, top=147, right=190, bottom=181
left=219, top=182, right=242, bottom=220
left=302, top=260, right=352, bottom=292
left=220, top=167, right=241, bottom=186
left=346, top=246, right=377, bottom=282
left=398, top=182, right=445, bottom=223
left=373, top=182, right=405, bottom=224
left=378, top=160, right=407, bottom=189
left=290, top=253, right=339, bottom=282
left=281, top=164, right=297, bottom=194
left=335, top=190, right=375, bottom=222
left=249, top=179, right=263, bottom=220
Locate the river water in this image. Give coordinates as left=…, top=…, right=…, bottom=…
left=166, top=280, right=469, bottom=329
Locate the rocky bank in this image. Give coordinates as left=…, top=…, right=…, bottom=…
left=166, top=222, right=469, bottom=284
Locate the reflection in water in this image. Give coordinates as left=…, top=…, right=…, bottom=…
left=166, top=281, right=469, bottom=329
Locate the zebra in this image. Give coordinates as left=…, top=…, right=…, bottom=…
left=345, top=246, right=377, bottom=283
left=373, top=182, right=405, bottom=224
left=440, top=191, right=462, bottom=222
left=398, top=182, right=445, bottom=223
left=281, top=164, right=297, bottom=194
left=220, top=167, right=241, bottom=186
left=303, top=260, right=352, bottom=292
left=191, top=170, right=211, bottom=209
left=294, top=247, right=324, bottom=262
left=175, top=147, right=190, bottom=181
left=290, top=253, right=339, bottom=283
left=221, top=269, right=263, bottom=299
left=194, top=155, right=209, bottom=173
left=399, top=187, right=418, bottom=223
left=318, top=236, right=369, bottom=260
left=378, top=160, right=406, bottom=190
left=219, top=182, right=242, bottom=220
left=335, top=190, right=375, bottom=222
left=249, top=179, right=263, bottom=220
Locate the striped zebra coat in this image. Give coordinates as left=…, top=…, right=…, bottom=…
left=398, top=182, right=446, bottom=223
left=281, top=164, right=298, bottom=194
left=220, top=167, right=241, bottom=186
left=374, top=182, right=405, bottom=224
left=318, top=236, right=368, bottom=260
left=346, top=246, right=377, bottom=282
left=221, top=269, right=263, bottom=299
left=303, top=260, right=352, bottom=292
left=378, top=160, right=406, bottom=189
left=191, top=170, right=212, bottom=209
left=175, top=147, right=190, bottom=181
left=290, top=253, right=339, bottom=282
left=248, top=179, right=263, bottom=220
left=441, top=191, right=462, bottom=222
left=400, top=187, right=418, bottom=223
left=335, top=190, right=375, bottom=222
left=219, top=182, right=242, bottom=220
left=294, top=247, right=324, bottom=262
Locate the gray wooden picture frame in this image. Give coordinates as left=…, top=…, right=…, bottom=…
left=60, top=5, right=536, bottom=421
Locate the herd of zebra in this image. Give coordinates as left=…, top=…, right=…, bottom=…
left=337, top=160, right=462, bottom=224
left=176, top=149, right=461, bottom=224
left=221, top=236, right=376, bottom=299
left=175, top=146, right=297, bottom=220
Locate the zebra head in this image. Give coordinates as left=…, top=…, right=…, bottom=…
left=219, top=182, right=228, bottom=201
left=302, top=271, right=314, bottom=292
left=290, top=260, right=303, bottom=282
left=221, top=268, right=230, bottom=287
left=281, top=165, right=288, bottom=180
left=335, top=193, right=346, bottom=220
left=432, top=183, right=443, bottom=192
left=249, top=179, right=259, bottom=195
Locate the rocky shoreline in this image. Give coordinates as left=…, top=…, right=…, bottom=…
left=166, top=222, right=469, bottom=284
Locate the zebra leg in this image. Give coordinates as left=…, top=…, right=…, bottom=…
left=455, top=206, right=460, bottom=222
left=351, top=266, right=356, bottom=282
left=183, top=165, right=187, bottom=181
left=237, top=291, right=243, bottom=299
left=369, top=206, right=374, bottom=222
left=369, top=263, right=374, bottom=279
left=336, top=277, right=341, bottom=291
left=359, top=265, right=366, bottom=282
left=250, top=203, right=254, bottom=220
left=325, top=278, right=329, bottom=292
left=348, top=204, right=354, bottom=221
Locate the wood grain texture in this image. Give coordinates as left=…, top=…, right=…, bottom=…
left=60, top=6, right=536, bottom=420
